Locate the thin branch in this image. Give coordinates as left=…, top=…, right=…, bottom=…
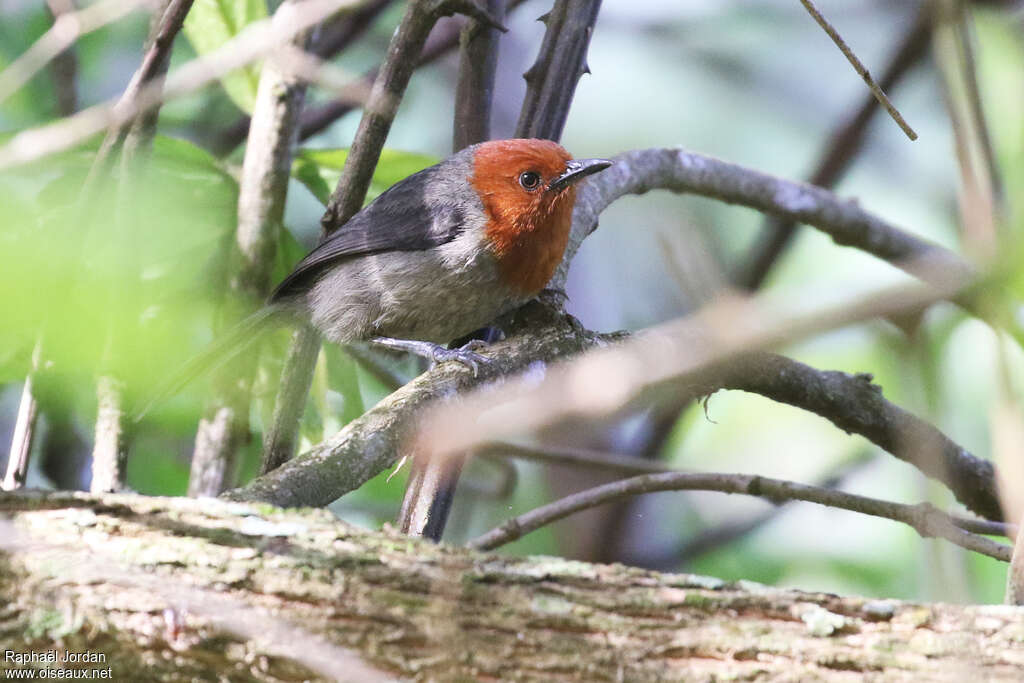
left=692, top=352, right=1002, bottom=521
left=952, top=514, right=1016, bottom=538
left=736, top=7, right=932, bottom=290
left=798, top=0, right=917, bottom=140
left=467, top=471, right=1010, bottom=561
left=0, top=0, right=144, bottom=107
left=479, top=442, right=682, bottom=476
left=515, top=0, right=603, bottom=140
left=189, top=0, right=314, bottom=495
left=262, top=0, right=506, bottom=473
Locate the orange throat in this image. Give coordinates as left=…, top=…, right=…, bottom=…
left=480, top=187, right=575, bottom=296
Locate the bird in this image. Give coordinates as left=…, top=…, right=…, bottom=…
left=139, top=139, right=612, bottom=416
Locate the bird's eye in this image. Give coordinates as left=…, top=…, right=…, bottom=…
left=518, top=171, right=542, bottom=191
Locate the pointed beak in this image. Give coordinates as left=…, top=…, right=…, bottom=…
left=547, top=158, right=613, bottom=194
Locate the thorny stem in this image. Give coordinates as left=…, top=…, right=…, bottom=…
left=514, top=0, right=602, bottom=141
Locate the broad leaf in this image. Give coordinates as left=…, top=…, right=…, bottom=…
left=292, top=148, right=438, bottom=206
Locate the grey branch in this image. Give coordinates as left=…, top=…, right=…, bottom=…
left=467, top=471, right=1010, bottom=561
left=556, top=146, right=972, bottom=292
left=225, top=302, right=610, bottom=507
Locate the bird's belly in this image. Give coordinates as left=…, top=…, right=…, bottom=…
left=306, top=236, right=526, bottom=345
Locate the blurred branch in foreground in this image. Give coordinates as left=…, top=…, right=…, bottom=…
left=89, top=0, right=195, bottom=494
left=189, top=0, right=314, bottom=496
left=0, top=0, right=367, bottom=171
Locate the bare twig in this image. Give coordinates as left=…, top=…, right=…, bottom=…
left=0, top=0, right=144, bottom=107
left=798, top=0, right=917, bottom=140
left=952, top=514, right=1015, bottom=538
left=479, top=442, right=682, bottom=476
left=736, top=8, right=932, bottom=290
left=515, top=0, right=602, bottom=141
left=262, top=0, right=506, bottom=473
left=467, top=471, right=1010, bottom=560
left=189, top=1, right=314, bottom=495
left=933, top=0, right=1003, bottom=257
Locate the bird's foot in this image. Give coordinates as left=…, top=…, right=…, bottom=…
left=371, top=337, right=491, bottom=376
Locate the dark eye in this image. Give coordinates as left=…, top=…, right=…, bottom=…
left=518, top=171, right=542, bottom=191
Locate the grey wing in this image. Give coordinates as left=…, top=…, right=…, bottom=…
left=270, top=167, right=467, bottom=302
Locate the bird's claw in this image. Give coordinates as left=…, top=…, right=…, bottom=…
left=431, top=342, right=491, bottom=377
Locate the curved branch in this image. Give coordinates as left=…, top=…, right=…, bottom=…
left=467, top=471, right=1011, bottom=561
left=692, top=352, right=1002, bottom=521
left=553, top=146, right=972, bottom=291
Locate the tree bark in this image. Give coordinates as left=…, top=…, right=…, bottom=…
left=1, top=491, right=1022, bottom=682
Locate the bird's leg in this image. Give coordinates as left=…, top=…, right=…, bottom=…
left=370, top=337, right=491, bottom=376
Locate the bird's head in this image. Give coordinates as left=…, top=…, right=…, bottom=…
left=470, top=139, right=612, bottom=294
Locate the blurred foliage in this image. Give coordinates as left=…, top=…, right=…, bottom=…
left=183, top=0, right=266, bottom=113
left=1, top=0, right=1023, bottom=606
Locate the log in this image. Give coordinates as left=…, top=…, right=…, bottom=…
left=1, top=491, right=1022, bottom=681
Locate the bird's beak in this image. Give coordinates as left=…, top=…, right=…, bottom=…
left=547, top=158, right=613, bottom=194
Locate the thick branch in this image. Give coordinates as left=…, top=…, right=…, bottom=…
left=227, top=302, right=609, bottom=507
left=557, top=146, right=972, bottom=291
left=2, top=492, right=1023, bottom=681
left=467, top=471, right=1010, bottom=560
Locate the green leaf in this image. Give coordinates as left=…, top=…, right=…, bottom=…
left=292, top=148, right=439, bottom=206
left=182, top=0, right=266, bottom=113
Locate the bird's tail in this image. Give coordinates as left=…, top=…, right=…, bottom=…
left=133, top=304, right=288, bottom=422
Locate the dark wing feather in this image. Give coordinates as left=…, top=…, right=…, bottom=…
left=270, top=166, right=467, bottom=302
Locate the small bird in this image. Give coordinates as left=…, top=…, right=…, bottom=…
left=141, top=139, right=611, bottom=412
